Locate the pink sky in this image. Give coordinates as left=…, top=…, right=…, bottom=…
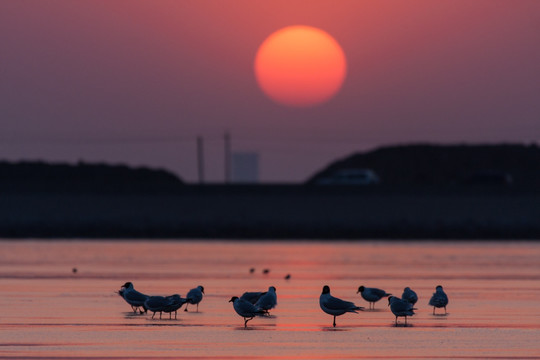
left=1, top=0, right=539, bottom=182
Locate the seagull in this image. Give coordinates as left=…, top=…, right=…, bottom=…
left=429, top=285, right=449, bottom=314
left=401, top=287, right=418, bottom=305
left=357, top=286, right=391, bottom=309
left=388, top=296, right=416, bottom=326
left=240, top=291, right=264, bottom=304
left=254, top=286, right=277, bottom=314
left=145, top=296, right=168, bottom=319
left=118, top=282, right=149, bottom=314
left=145, top=294, right=188, bottom=319
left=229, top=296, right=266, bottom=328
left=185, top=285, right=204, bottom=312
left=319, top=285, right=364, bottom=327
left=163, top=294, right=187, bottom=319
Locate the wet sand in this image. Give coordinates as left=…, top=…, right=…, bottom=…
left=1, top=240, right=539, bottom=359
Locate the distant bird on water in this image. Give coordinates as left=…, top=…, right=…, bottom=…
left=229, top=296, right=266, bottom=328
left=319, top=285, right=364, bottom=327
left=357, top=286, right=391, bottom=309
left=429, top=285, right=449, bottom=315
left=262, top=269, right=270, bottom=274
left=185, top=285, right=204, bottom=312
left=388, top=296, right=416, bottom=326
left=118, top=282, right=149, bottom=314
left=401, top=287, right=418, bottom=305
left=284, top=274, right=291, bottom=280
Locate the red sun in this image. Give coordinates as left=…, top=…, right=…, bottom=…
left=254, top=25, right=347, bottom=107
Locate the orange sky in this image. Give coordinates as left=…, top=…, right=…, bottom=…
left=1, top=0, right=539, bottom=182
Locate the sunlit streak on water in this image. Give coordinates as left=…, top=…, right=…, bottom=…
left=0, top=240, right=539, bottom=359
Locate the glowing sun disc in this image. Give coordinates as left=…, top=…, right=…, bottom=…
left=255, top=25, right=347, bottom=107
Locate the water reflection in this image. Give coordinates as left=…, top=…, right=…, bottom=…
left=0, top=240, right=539, bottom=359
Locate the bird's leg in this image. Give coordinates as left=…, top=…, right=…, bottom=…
left=184, top=304, right=189, bottom=312
left=395, top=316, right=398, bottom=326
left=152, top=312, right=156, bottom=319
left=244, top=317, right=253, bottom=328
left=444, top=306, right=447, bottom=315
left=131, top=305, right=137, bottom=313
left=433, top=307, right=435, bottom=315
left=159, top=311, right=162, bottom=319
left=169, top=312, right=172, bottom=319
left=174, top=311, right=177, bottom=320
left=196, top=303, right=199, bottom=312
left=333, top=316, right=336, bottom=327
left=404, top=316, right=407, bottom=326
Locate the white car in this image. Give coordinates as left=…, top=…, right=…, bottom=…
left=315, top=168, right=380, bottom=185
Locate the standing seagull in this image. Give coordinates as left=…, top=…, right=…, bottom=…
left=145, top=294, right=187, bottom=319
left=118, top=282, right=149, bottom=314
left=388, top=296, right=416, bottom=326
left=164, top=294, right=188, bottom=319
left=229, top=296, right=266, bottom=328
left=240, top=291, right=264, bottom=304
left=429, top=285, right=449, bottom=314
left=145, top=295, right=169, bottom=319
left=255, top=286, right=277, bottom=314
left=319, top=285, right=364, bottom=327
left=357, top=286, right=391, bottom=309
left=401, top=287, right=418, bottom=305
left=185, top=285, right=204, bottom=312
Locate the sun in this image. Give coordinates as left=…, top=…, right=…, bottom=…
left=254, top=25, right=347, bottom=107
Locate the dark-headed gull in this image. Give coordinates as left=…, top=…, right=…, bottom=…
left=118, top=282, right=149, bottom=314
left=320, top=285, right=364, bottom=327
left=429, top=285, right=449, bottom=314
left=401, top=287, right=418, bottom=305
left=357, top=286, right=391, bottom=309
left=185, top=285, right=204, bottom=312
left=388, top=296, right=416, bottom=326
left=229, top=296, right=266, bottom=328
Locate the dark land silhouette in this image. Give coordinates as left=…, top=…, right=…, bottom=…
left=1, top=144, right=538, bottom=239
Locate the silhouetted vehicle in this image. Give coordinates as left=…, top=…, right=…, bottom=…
left=464, top=170, right=513, bottom=186
left=315, top=168, right=380, bottom=185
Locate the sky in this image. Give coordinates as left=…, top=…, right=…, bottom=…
left=1, top=0, right=539, bottom=182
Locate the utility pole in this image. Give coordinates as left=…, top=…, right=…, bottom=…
left=224, top=131, right=231, bottom=183
left=196, top=136, right=204, bottom=184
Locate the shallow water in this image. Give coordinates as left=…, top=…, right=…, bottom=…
left=1, top=240, right=539, bottom=359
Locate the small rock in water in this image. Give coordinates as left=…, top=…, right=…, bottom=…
left=249, top=268, right=255, bottom=274
left=262, top=269, right=270, bottom=274
left=284, top=274, right=291, bottom=280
